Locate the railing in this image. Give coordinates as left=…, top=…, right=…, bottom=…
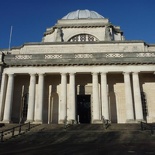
left=63, top=116, right=75, bottom=130
left=101, top=116, right=111, bottom=130
left=63, top=116, right=68, bottom=130
left=140, top=121, right=155, bottom=135
left=0, top=122, right=31, bottom=142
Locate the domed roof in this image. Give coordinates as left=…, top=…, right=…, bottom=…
left=62, top=10, right=104, bottom=19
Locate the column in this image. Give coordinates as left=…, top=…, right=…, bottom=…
left=0, top=73, right=7, bottom=121
left=59, top=73, right=67, bottom=123
left=69, top=73, right=76, bottom=122
left=101, top=72, right=109, bottom=120
left=34, top=73, right=44, bottom=123
left=123, top=72, right=134, bottom=121
left=132, top=72, right=143, bottom=120
left=92, top=72, right=100, bottom=122
left=26, top=74, right=36, bottom=122
left=3, top=74, right=14, bottom=123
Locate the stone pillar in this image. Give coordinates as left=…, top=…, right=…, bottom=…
left=69, top=73, right=76, bottom=122
left=92, top=72, right=100, bottom=123
left=101, top=72, right=109, bottom=120
left=132, top=72, right=143, bottom=120
left=34, top=73, right=44, bottom=123
left=3, top=74, right=14, bottom=123
left=123, top=72, right=134, bottom=121
left=59, top=73, right=67, bottom=123
left=0, top=73, right=7, bottom=121
left=26, top=74, right=36, bottom=122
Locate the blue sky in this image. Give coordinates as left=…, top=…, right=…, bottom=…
left=0, top=0, right=155, bottom=49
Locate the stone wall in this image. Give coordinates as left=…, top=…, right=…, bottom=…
left=15, top=42, right=145, bottom=54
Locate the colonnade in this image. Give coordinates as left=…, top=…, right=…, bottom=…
left=0, top=71, right=144, bottom=124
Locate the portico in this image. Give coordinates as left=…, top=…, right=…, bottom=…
left=0, top=64, right=154, bottom=124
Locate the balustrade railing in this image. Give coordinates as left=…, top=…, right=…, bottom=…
left=101, top=116, right=111, bottom=130
left=140, top=121, right=155, bottom=135
left=0, top=122, right=31, bottom=142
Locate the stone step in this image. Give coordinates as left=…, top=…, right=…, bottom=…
left=107, top=123, right=141, bottom=131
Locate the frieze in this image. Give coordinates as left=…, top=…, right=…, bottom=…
left=45, top=54, right=62, bottom=59
left=136, top=53, right=155, bottom=57
left=15, top=55, right=32, bottom=59
left=74, top=54, right=93, bottom=58
left=105, top=53, right=124, bottom=58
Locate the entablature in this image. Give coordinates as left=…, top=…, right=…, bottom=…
left=4, top=52, right=155, bottom=66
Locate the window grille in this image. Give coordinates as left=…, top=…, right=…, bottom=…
left=68, top=34, right=98, bottom=42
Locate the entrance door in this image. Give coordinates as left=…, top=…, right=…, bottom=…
left=77, top=95, right=91, bottom=123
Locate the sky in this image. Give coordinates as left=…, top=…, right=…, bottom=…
left=0, top=0, right=155, bottom=49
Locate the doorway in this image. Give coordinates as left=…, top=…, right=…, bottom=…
left=77, top=95, right=91, bottom=123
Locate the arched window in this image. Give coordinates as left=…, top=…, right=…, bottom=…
left=68, top=34, right=99, bottom=42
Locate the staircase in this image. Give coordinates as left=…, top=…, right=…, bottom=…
left=0, top=123, right=155, bottom=155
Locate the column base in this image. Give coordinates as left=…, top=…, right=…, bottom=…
left=25, top=120, right=34, bottom=123
left=2, top=120, right=12, bottom=124
left=67, top=119, right=77, bottom=124
left=135, top=119, right=144, bottom=122
left=59, top=119, right=66, bottom=124
left=126, top=119, right=136, bottom=123
left=146, top=116, right=155, bottom=123
left=33, top=120, right=43, bottom=124
left=92, top=119, right=102, bottom=124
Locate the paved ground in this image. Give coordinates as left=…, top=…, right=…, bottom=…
left=0, top=124, right=155, bottom=155
left=1, top=140, right=155, bottom=155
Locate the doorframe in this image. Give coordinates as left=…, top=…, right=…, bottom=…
left=76, top=94, right=91, bottom=124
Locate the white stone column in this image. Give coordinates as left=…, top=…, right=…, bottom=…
left=26, top=74, right=36, bottom=122
left=101, top=72, right=109, bottom=120
left=0, top=73, right=7, bottom=121
left=34, top=73, right=44, bottom=123
left=69, top=73, right=76, bottom=122
left=92, top=72, right=100, bottom=123
left=123, top=72, right=134, bottom=121
left=132, top=72, right=143, bottom=120
left=59, top=73, right=67, bottom=123
left=3, top=74, right=14, bottom=123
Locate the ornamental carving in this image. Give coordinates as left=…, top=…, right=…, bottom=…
left=75, top=54, right=93, bottom=58
left=15, top=55, right=32, bottom=59
left=136, top=53, right=155, bottom=57
left=45, top=55, right=62, bottom=59
left=68, top=34, right=99, bottom=42
left=105, top=53, right=124, bottom=58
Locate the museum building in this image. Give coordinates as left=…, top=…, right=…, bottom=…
left=0, top=10, right=155, bottom=124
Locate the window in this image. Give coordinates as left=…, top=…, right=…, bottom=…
left=68, top=34, right=99, bottom=42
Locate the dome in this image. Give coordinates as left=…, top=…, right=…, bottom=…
left=62, top=10, right=104, bottom=19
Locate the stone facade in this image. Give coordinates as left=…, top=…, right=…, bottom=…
left=0, top=10, right=155, bottom=124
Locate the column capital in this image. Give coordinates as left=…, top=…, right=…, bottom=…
left=92, top=72, right=99, bottom=76
left=29, top=73, right=36, bottom=76
left=38, top=73, right=45, bottom=76
left=2, top=73, right=7, bottom=76
left=69, top=72, right=76, bottom=76
left=8, top=73, right=14, bottom=77
left=132, top=72, right=139, bottom=75
left=123, top=72, right=131, bottom=75
left=61, top=72, right=67, bottom=76
left=100, top=72, right=107, bottom=75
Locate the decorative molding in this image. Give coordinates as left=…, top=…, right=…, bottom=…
left=75, top=54, right=93, bottom=58
left=45, top=54, right=62, bottom=59
left=68, top=34, right=99, bottom=42
left=105, top=53, right=124, bottom=58
left=136, top=53, right=155, bottom=57
left=15, top=55, right=32, bottom=59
